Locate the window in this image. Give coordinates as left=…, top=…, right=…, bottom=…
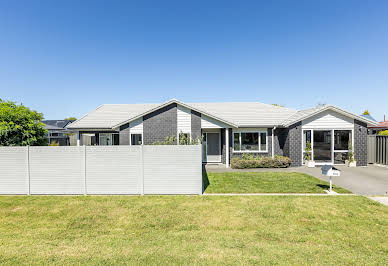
left=334, top=130, right=351, bottom=150
left=99, top=133, right=119, bottom=146
left=334, top=130, right=352, bottom=164
left=233, top=131, right=267, bottom=152
left=131, top=134, right=142, bottom=145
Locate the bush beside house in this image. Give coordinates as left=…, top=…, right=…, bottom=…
left=378, top=130, right=388, bottom=136
left=231, top=155, right=291, bottom=169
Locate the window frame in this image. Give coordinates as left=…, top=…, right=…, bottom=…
left=130, top=133, right=143, bottom=146
left=232, top=130, right=268, bottom=153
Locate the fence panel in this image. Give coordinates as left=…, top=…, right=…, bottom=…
left=29, top=146, right=85, bottom=194
left=0, top=145, right=202, bottom=195
left=86, top=146, right=142, bottom=194
left=373, top=135, right=388, bottom=166
left=367, top=135, right=376, bottom=164
left=143, top=145, right=202, bottom=195
left=0, top=147, right=28, bottom=194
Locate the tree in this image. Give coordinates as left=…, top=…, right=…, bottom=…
left=362, top=110, right=370, bottom=115
left=64, top=117, right=77, bottom=121
left=0, top=99, right=47, bottom=146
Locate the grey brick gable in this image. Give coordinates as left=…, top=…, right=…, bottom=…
left=143, top=103, right=178, bottom=145
left=285, top=122, right=302, bottom=167
left=191, top=110, right=201, bottom=140
left=119, top=123, right=130, bottom=145
left=354, top=119, right=368, bottom=166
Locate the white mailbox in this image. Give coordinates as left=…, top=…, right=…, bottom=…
left=321, top=165, right=341, bottom=177
left=321, top=165, right=341, bottom=193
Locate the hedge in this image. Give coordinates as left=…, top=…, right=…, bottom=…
left=378, top=130, right=388, bottom=136
left=231, top=155, right=291, bottom=169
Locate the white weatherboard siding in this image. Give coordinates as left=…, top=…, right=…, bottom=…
left=129, top=118, right=143, bottom=134
left=177, top=105, right=191, bottom=134
left=143, top=145, right=202, bottom=194
left=86, top=146, right=142, bottom=194
left=201, top=115, right=229, bottom=129
left=0, top=147, right=28, bottom=194
left=302, top=110, right=354, bottom=129
left=29, top=147, right=85, bottom=194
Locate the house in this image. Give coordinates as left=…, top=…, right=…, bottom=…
left=42, top=120, right=75, bottom=146
left=67, top=99, right=378, bottom=167
left=368, top=116, right=388, bottom=135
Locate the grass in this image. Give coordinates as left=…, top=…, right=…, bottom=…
left=204, top=172, right=351, bottom=194
left=0, top=196, right=387, bottom=264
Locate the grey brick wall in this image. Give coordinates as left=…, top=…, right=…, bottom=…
left=286, top=122, right=302, bottom=167
left=143, top=103, right=177, bottom=145
left=119, top=123, right=130, bottom=145
left=191, top=110, right=201, bottom=140
left=274, top=128, right=289, bottom=156
left=354, top=119, right=368, bottom=166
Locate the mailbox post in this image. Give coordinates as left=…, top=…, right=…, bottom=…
left=321, top=165, right=341, bottom=193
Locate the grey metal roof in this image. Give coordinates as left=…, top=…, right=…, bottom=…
left=188, top=102, right=297, bottom=127
left=67, top=99, right=379, bottom=130
left=42, top=120, right=74, bottom=130
left=68, top=104, right=159, bottom=129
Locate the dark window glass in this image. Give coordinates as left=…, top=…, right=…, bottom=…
left=131, top=134, right=142, bottom=145
left=233, top=133, right=240, bottom=151
left=241, top=133, right=259, bottom=151
left=334, top=152, right=349, bottom=164
left=260, top=132, right=267, bottom=151
left=113, top=134, right=119, bottom=145
left=334, top=130, right=351, bottom=150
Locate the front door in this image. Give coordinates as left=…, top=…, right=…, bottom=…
left=203, top=132, right=221, bottom=163
left=313, top=130, right=332, bottom=163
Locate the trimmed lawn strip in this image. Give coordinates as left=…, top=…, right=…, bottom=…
left=204, top=172, right=351, bottom=194
left=0, top=196, right=387, bottom=265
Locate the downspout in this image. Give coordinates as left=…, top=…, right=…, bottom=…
left=272, top=127, right=277, bottom=159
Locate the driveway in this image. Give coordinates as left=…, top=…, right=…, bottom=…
left=298, top=165, right=388, bottom=196
left=205, top=164, right=388, bottom=196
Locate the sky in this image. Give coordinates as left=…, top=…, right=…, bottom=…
left=0, top=0, right=387, bottom=121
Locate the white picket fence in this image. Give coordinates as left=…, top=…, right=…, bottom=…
left=0, top=145, right=202, bottom=195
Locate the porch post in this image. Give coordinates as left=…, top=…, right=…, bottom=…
left=77, top=131, right=81, bottom=146
left=226, top=128, right=230, bottom=168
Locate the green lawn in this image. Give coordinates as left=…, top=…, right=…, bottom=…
left=0, top=196, right=387, bottom=264
left=204, top=172, right=351, bottom=194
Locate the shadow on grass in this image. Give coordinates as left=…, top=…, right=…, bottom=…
left=317, top=184, right=330, bottom=190
left=202, top=165, right=210, bottom=193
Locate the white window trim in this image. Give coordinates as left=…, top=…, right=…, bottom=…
left=232, top=130, right=268, bottom=153
left=301, top=128, right=354, bottom=165
left=129, top=133, right=143, bottom=146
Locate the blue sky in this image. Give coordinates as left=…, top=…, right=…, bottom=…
left=0, top=0, right=387, bottom=121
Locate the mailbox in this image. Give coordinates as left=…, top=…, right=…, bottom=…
left=321, top=165, right=341, bottom=177
left=321, top=165, right=341, bottom=193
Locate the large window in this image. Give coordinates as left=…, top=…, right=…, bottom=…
left=99, top=133, right=119, bottom=146
left=334, top=130, right=352, bottom=164
left=233, top=131, right=267, bottom=152
left=131, top=134, right=142, bottom=145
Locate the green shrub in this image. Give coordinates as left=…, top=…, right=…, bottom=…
left=378, top=130, right=388, bottom=136
left=231, top=155, right=291, bottom=169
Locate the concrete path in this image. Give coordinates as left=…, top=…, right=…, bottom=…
left=368, top=197, right=388, bottom=206
left=205, top=164, right=388, bottom=196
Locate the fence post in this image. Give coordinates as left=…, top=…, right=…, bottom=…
left=84, top=145, right=87, bottom=195
left=27, top=146, right=31, bottom=195
left=140, top=145, right=144, bottom=195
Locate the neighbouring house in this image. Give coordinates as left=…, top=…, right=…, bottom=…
left=42, top=120, right=75, bottom=146
left=67, top=99, right=378, bottom=167
left=368, top=115, right=388, bottom=135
